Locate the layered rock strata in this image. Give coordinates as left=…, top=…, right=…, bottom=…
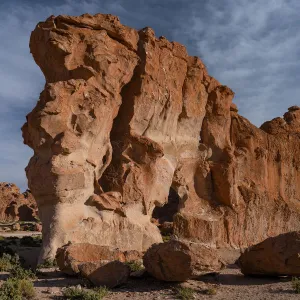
left=22, top=13, right=300, bottom=261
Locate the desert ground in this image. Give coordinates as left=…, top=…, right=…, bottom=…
left=0, top=232, right=299, bottom=300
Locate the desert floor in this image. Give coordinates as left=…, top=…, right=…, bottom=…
left=0, top=264, right=298, bottom=299
left=0, top=232, right=298, bottom=299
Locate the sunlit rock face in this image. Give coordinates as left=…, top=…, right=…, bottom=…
left=0, top=182, right=37, bottom=222
left=22, top=13, right=300, bottom=261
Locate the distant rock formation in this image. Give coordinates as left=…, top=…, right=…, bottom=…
left=22, top=13, right=300, bottom=262
left=0, top=182, right=37, bottom=221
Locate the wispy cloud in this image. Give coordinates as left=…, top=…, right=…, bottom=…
left=173, top=0, right=300, bottom=124
left=0, top=0, right=299, bottom=189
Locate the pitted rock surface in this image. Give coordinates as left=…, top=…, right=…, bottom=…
left=22, top=13, right=300, bottom=262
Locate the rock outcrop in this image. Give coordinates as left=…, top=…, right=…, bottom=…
left=22, top=13, right=300, bottom=262
left=143, top=240, right=224, bottom=281
left=238, top=231, right=300, bottom=276
left=0, top=182, right=38, bottom=222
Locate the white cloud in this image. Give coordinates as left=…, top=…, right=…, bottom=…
left=174, top=0, right=300, bottom=125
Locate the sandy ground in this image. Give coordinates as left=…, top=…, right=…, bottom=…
left=0, top=266, right=293, bottom=300
left=0, top=232, right=298, bottom=299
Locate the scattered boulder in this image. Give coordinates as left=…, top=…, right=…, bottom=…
left=143, top=240, right=225, bottom=281
left=56, top=243, right=138, bottom=287
left=79, top=260, right=130, bottom=288
left=56, top=243, right=127, bottom=275
left=12, top=223, right=21, bottom=231
left=238, top=231, right=300, bottom=276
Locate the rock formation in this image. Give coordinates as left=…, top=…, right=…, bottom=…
left=0, top=182, right=38, bottom=222
left=22, top=13, right=300, bottom=262
left=238, top=231, right=300, bottom=276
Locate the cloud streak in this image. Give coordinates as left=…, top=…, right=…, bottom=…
left=0, top=0, right=299, bottom=189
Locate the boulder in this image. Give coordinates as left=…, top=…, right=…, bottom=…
left=238, top=231, right=300, bottom=276
left=143, top=240, right=224, bottom=281
left=56, top=243, right=127, bottom=275
left=79, top=261, right=130, bottom=288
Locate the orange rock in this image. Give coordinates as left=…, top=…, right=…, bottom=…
left=56, top=243, right=127, bottom=275
left=22, top=13, right=300, bottom=264
left=238, top=231, right=300, bottom=276
left=0, top=182, right=38, bottom=221
left=143, top=240, right=224, bottom=281
left=79, top=260, right=130, bottom=288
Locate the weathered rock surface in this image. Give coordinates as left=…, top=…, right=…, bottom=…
left=238, top=231, right=300, bottom=276
left=22, top=13, right=300, bottom=262
left=79, top=260, right=130, bottom=287
left=56, top=243, right=141, bottom=275
left=56, top=243, right=138, bottom=287
left=143, top=240, right=224, bottom=281
left=0, top=182, right=38, bottom=221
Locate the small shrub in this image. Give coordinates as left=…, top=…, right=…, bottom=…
left=93, top=287, right=109, bottom=298
left=125, top=261, right=144, bottom=272
left=0, top=253, right=20, bottom=271
left=204, top=287, right=217, bottom=295
left=176, top=287, right=195, bottom=300
left=0, top=278, right=36, bottom=300
left=292, top=277, right=300, bottom=294
left=10, top=265, right=37, bottom=280
left=63, top=286, right=109, bottom=300
left=162, top=235, right=171, bottom=242
left=20, top=236, right=42, bottom=247
left=37, top=258, right=57, bottom=269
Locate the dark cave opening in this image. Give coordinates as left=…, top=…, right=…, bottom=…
left=152, top=187, right=180, bottom=224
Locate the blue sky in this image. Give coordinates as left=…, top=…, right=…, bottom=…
left=0, top=0, right=299, bottom=190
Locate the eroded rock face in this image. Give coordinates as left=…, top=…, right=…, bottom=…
left=23, top=13, right=300, bottom=262
left=238, top=231, right=300, bottom=276
left=143, top=240, right=224, bottom=281
left=0, top=182, right=38, bottom=222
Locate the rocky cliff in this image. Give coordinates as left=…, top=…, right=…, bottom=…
left=0, top=182, right=37, bottom=221
left=22, top=13, right=300, bottom=261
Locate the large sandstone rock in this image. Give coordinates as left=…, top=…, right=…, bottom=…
left=22, top=13, right=300, bottom=262
left=56, top=243, right=136, bottom=287
left=143, top=240, right=224, bottom=281
left=56, top=242, right=142, bottom=275
left=79, top=261, right=130, bottom=287
left=0, top=182, right=38, bottom=222
left=238, top=231, right=300, bottom=276
left=56, top=243, right=126, bottom=275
